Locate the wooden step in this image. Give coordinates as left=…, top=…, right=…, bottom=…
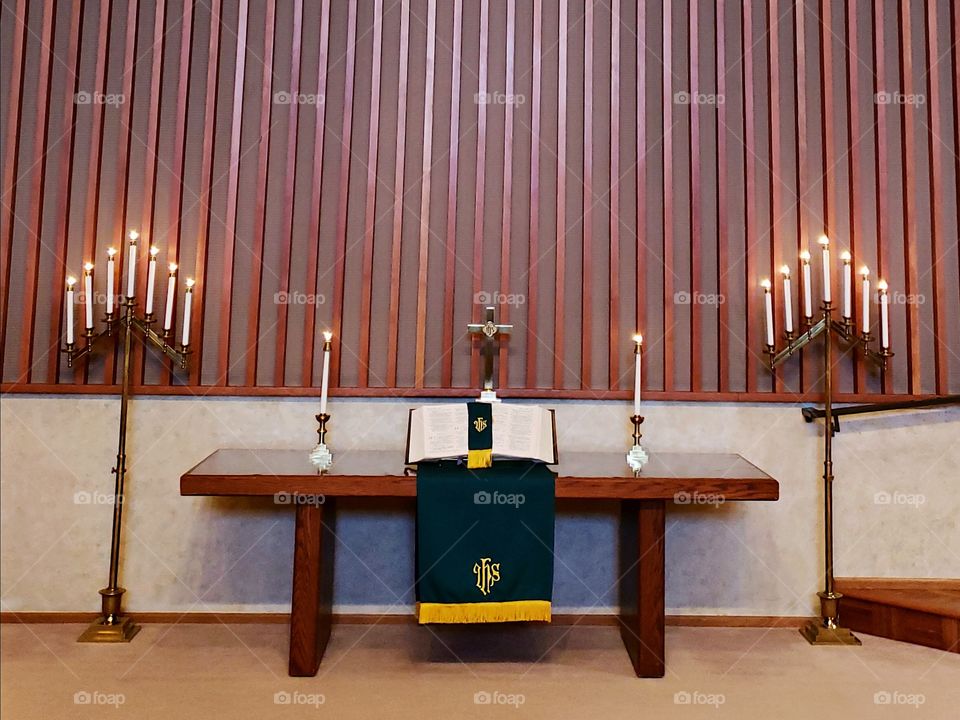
left=836, top=578, right=960, bottom=653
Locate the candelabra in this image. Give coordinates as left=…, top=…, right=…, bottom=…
left=765, top=300, right=892, bottom=646
left=64, top=296, right=190, bottom=642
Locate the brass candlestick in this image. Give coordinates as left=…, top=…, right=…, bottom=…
left=315, top=412, right=330, bottom=445
left=626, top=414, right=648, bottom=473
left=766, top=299, right=892, bottom=646
left=64, top=296, right=191, bottom=643
left=631, top=414, right=644, bottom=445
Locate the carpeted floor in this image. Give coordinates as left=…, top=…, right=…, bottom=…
left=2, top=622, right=958, bottom=718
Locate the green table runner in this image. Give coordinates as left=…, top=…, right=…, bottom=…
left=416, top=460, right=556, bottom=623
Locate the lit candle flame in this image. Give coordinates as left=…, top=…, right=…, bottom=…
left=860, top=266, right=869, bottom=277
left=877, top=279, right=888, bottom=291
left=107, top=247, right=117, bottom=258
left=817, top=235, right=830, bottom=246
left=840, top=250, right=852, bottom=262
left=66, top=276, right=77, bottom=288
left=185, top=278, right=195, bottom=289
left=168, top=262, right=178, bottom=273
left=800, top=250, right=811, bottom=262
left=149, top=246, right=159, bottom=258
left=128, top=229, right=139, bottom=242
left=632, top=333, right=643, bottom=345
left=760, top=278, right=772, bottom=290
left=780, top=264, right=790, bottom=277
left=323, top=331, right=333, bottom=342
left=83, top=262, right=94, bottom=273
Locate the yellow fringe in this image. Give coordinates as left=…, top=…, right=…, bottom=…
left=417, top=600, right=551, bottom=624
left=466, top=449, right=493, bottom=469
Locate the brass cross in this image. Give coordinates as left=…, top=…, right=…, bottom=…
left=467, top=306, right=512, bottom=392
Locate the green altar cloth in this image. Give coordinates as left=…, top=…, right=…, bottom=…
left=416, top=460, right=556, bottom=623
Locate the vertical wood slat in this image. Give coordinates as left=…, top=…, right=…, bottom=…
left=16, top=0, right=56, bottom=382
left=845, top=0, right=865, bottom=392
left=871, top=0, right=890, bottom=394
left=0, top=0, right=28, bottom=370
left=716, top=0, right=728, bottom=391
left=553, top=0, right=568, bottom=388
left=190, top=0, right=222, bottom=386
left=105, top=0, right=140, bottom=385
left=441, top=0, right=463, bottom=388
left=794, top=0, right=812, bottom=392
left=819, top=0, right=841, bottom=395
left=767, top=1, right=783, bottom=394
left=897, top=0, right=922, bottom=394
left=662, top=0, right=674, bottom=391
left=607, top=0, right=620, bottom=390
left=524, top=0, right=541, bottom=387
left=160, top=0, right=194, bottom=386
left=384, top=0, right=410, bottom=386
left=471, top=0, right=490, bottom=387
left=415, top=0, right=438, bottom=387
left=357, top=0, right=384, bottom=387
left=47, top=0, right=85, bottom=384
left=581, top=0, right=593, bottom=390
left=924, top=0, right=948, bottom=394
left=924, top=2, right=948, bottom=394
left=77, top=0, right=113, bottom=385
left=635, top=0, right=646, bottom=387
left=953, top=1, right=960, bottom=293
left=742, top=0, right=758, bottom=392
left=217, top=0, right=249, bottom=385
left=273, top=0, right=304, bottom=387
left=689, top=0, right=702, bottom=391
left=132, top=0, right=167, bottom=384
left=243, top=0, right=276, bottom=387
left=497, top=0, right=515, bottom=389
left=301, top=0, right=331, bottom=387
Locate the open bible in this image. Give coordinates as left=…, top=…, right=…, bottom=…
left=405, top=404, right=558, bottom=464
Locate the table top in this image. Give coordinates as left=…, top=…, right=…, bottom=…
left=181, top=449, right=778, bottom=501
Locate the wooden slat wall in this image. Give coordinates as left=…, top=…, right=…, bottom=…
left=2, top=0, right=958, bottom=400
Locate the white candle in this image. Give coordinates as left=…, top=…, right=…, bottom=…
left=632, top=334, right=643, bottom=415
left=65, top=276, right=76, bottom=345
left=182, top=279, right=194, bottom=346
left=106, top=247, right=116, bottom=315
left=818, top=235, right=831, bottom=304
left=840, top=250, right=852, bottom=318
left=878, top=280, right=889, bottom=348
left=761, top=278, right=774, bottom=346
left=126, top=230, right=139, bottom=298
left=860, top=267, right=870, bottom=333
left=163, top=263, right=177, bottom=331
left=83, top=263, right=94, bottom=330
left=780, top=265, right=793, bottom=334
left=145, top=246, right=159, bottom=315
left=319, top=331, right=333, bottom=415
left=800, top=250, right=812, bottom=319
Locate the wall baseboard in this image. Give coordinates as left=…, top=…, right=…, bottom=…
left=0, top=610, right=809, bottom=628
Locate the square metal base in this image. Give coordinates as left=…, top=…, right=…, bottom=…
left=77, top=615, right=141, bottom=643
left=799, top=619, right=862, bottom=646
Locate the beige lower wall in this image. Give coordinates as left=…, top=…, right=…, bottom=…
left=1, top=395, right=957, bottom=616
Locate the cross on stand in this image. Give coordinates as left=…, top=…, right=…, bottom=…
left=467, top=306, right=512, bottom=402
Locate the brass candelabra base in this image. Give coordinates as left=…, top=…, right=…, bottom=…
left=77, top=587, right=140, bottom=643
left=799, top=591, right=860, bottom=645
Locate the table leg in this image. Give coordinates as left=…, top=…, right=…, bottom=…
left=618, top=499, right=665, bottom=678
left=289, top=499, right=336, bottom=676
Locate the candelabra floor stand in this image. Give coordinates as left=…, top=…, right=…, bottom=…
left=767, top=302, right=889, bottom=647
left=67, top=298, right=189, bottom=643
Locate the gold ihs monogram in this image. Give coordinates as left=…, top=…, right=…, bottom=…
left=473, top=557, right=500, bottom=596
left=473, top=417, right=488, bottom=432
